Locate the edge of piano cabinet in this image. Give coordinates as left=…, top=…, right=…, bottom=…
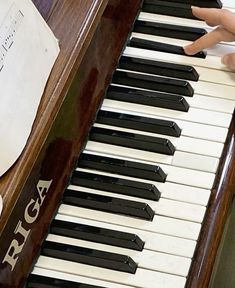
left=187, top=111, right=235, bottom=288
left=0, top=0, right=142, bottom=287
left=0, top=0, right=110, bottom=234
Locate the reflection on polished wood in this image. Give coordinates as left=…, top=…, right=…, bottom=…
left=0, top=1, right=235, bottom=287
left=0, top=1, right=141, bottom=287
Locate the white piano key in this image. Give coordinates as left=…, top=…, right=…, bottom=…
left=94, top=122, right=224, bottom=158
left=159, top=181, right=211, bottom=205
left=31, top=267, right=133, bottom=288
left=190, top=80, right=235, bottom=101
left=138, top=11, right=235, bottom=47
left=172, top=150, right=219, bottom=173
left=139, top=12, right=210, bottom=30
left=55, top=214, right=197, bottom=258
left=59, top=204, right=201, bottom=240
left=102, top=98, right=232, bottom=129
left=155, top=198, right=206, bottom=223
left=130, top=32, right=235, bottom=93
left=47, top=233, right=191, bottom=277
left=186, top=94, right=235, bottom=114
left=83, top=150, right=213, bottom=200
left=69, top=182, right=206, bottom=223
left=36, top=256, right=187, bottom=288
left=86, top=140, right=171, bottom=164
left=139, top=12, right=235, bottom=41
left=178, top=119, right=228, bottom=143
left=131, top=32, right=235, bottom=58
left=100, top=104, right=229, bottom=143
left=79, top=151, right=213, bottom=199
left=205, top=42, right=235, bottom=58
left=124, top=47, right=235, bottom=89
left=86, top=140, right=219, bottom=173
left=91, top=121, right=221, bottom=172
left=111, top=82, right=235, bottom=113
left=223, top=0, right=235, bottom=8
left=115, top=68, right=235, bottom=105
left=191, top=67, right=235, bottom=92
left=124, top=45, right=228, bottom=72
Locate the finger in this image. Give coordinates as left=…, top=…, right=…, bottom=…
left=192, top=7, right=235, bottom=33
left=222, top=53, right=235, bottom=70
left=191, top=7, right=223, bottom=26
left=184, top=27, right=235, bottom=55
left=220, top=9, right=235, bottom=34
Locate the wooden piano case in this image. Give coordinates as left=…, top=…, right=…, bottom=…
left=0, top=1, right=235, bottom=287
left=0, top=1, right=141, bottom=287
left=187, top=113, right=235, bottom=287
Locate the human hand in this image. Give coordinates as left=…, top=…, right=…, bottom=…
left=184, top=7, right=235, bottom=70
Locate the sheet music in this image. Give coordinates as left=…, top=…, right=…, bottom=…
left=0, top=0, right=60, bottom=179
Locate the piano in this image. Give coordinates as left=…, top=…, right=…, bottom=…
left=0, top=0, right=235, bottom=287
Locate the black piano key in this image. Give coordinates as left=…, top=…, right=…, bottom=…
left=89, top=126, right=176, bottom=155
left=26, top=274, right=102, bottom=288
left=107, top=86, right=189, bottom=112
left=150, top=0, right=222, bottom=8
left=112, top=70, right=194, bottom=97
left=107, top=85, right=191, bottom=116
left=118, top=55, right=199, bottom=81
left=78, top=153, right=167, bottom=182
left=63, top=189, right=155, bottom=220
left=63, top=190, right=156, bottom=221
left=50, top=219, right=145, bottom=251
left=41, top=240, right=138, bottom=274
left=96, top=110, right=181, bottom=138
left=71, top=171, right=161, bottom=201
left=134, top=20, right=207, bottom=41
left=130, top=37, right=206, bottom=59
left=142, top=0, right=196, bottom=19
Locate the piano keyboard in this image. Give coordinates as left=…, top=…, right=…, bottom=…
left=26, top=1, right=235, bottom=288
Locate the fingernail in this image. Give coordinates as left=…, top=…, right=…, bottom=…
left=191, top=6, right=199, bottom=9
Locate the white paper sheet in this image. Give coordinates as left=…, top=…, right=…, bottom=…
left=0, top=0, right=60, bottom=177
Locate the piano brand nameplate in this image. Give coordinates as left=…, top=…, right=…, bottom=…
left=0, top=0, right=59, bottom=177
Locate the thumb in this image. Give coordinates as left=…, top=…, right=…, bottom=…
left=222, top=53, right=235, bottom=70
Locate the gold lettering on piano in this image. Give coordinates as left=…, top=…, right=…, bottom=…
left=24, top=198, right=40, bottom=224
left=2, top=179, right=52, bottom=270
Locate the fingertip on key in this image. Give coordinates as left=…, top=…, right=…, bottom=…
left=222, top=54, right=235, bottom=71
left=183, top=44, right=195, bottom=55
left=222, top=55, right=229, bottom=65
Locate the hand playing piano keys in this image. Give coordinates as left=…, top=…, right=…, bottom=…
left=184, top=6, right=235, bottom=69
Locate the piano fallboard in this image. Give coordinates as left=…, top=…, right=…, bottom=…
left=0, top=1, right=141, bottom=287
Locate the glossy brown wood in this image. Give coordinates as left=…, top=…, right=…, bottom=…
left=0, top=0, right=109, bottom=240
left=186, top=112, right=235, bottom=288
left=32, top=0, right=57, bottom=20
left=1, top=1, right=233, bottom=287
left=0, top=0, right=141, bottom=287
